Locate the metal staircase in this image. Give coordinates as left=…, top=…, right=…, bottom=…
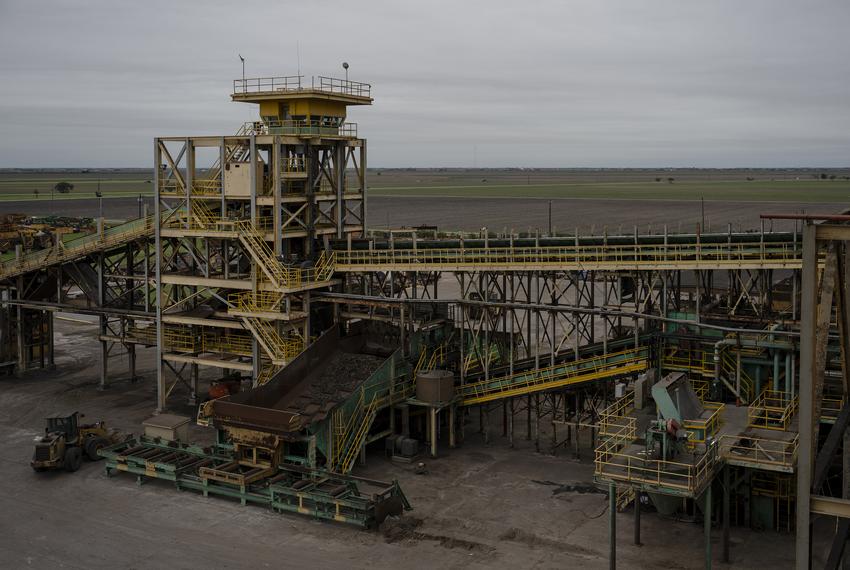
left=196, top=123, right=251, bottom=190
left=235, top=218, right=336, bottom=290
left=239, top=316, right=303, bottom=365
left=718, top=351, right=755, bottom=404
left=256, top=362, right=281, bottom=386
left=331, top=393, right=379, bottom=474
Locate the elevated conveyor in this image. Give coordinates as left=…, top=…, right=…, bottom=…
left=460, top=346, right=649, bottom=405
left=333, top=231, right=804, bottom=272
left=0, top=215, right=155, bottom=281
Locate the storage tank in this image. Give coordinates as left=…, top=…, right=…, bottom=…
left=415, top=369, right=455, bottom=403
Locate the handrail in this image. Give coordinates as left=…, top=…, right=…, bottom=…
left=334, top=240, right=801, bottom=271
left=718, top=434, right=798, bottom=469
left=233, top=75, right=304, bottom=94
left=748, top=390, right=798, bottom=431
left=599, top=393, right=637, bottom=440
left=0, top=214, right=156, bottom=280
left=460, top=348, right=648, bottom=405
left=683, top=402, right=725, bottom=446
left=244, top=120, right=358, bottom=138
left=336, top=394, right=379, bottom=474
left=595, top=436, right=718, bottom=494
left=232, top=75, right=371, bottom=98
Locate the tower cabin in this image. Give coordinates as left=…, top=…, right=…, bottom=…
left=232, top=75, right=372, bottom=137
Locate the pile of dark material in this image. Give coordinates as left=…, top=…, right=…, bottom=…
left=300, top=353, right=384, bottom=405
left=290, top=352, right=384, bottom=423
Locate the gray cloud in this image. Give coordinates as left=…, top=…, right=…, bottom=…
left=1, top=0, right=848, bottom=167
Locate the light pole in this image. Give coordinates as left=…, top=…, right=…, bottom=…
left=548, top=200, right=552, bottom=236
left=239, top=54, right=246, bottom=92
left=342, top=62, right=349, bottom=92
left=137, top=193, right=143, bottom=219
left=96, top=190, right=103, bottom=220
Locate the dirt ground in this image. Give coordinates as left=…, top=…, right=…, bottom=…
left=0, top=316, right=833, bottom=569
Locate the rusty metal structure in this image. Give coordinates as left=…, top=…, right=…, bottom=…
left=0, top=74, right=845, bottom=567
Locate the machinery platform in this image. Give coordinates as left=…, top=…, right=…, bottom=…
left=99, top=435, right=409, bottom=529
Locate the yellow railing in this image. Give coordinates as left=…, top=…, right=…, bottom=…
left=336, top=394, right=379, bottom=474
left=256, top=363, right=280, bottom=386
left=691, top=379, right=709, bottom=402
left=663, top=347, right=754, bottom=403
left=595, top=434, right=718, bottom=495
left=683, top=402, right=725, bottom=447
left=0, top=215, right=155, bottom=280
left=191, top=178, right=222, bottom=196
left=463, top=343, right=499, bottom=373
left=202, top=331, right=254, bottom=356
left=718, top=434, right=798, bottom=469
left=616, top=486, right=636, bottom=511
left=241, top=317, right=303, bottom=363
left=229, top=291, right=284, bottom=313
left=332, top=390, right=382, bottom=473
left=334, top=240, right=802, bottom=271
left=331, top=390, right=366, bottom=469
left=460, top=348, right=648, bottom=405
left=234, top=220, right=336, bottom=289
left=720, top=351, right=754, bottom=403
left=748, top=390, right=798, bottom=431
left=599, top=393, right=637, bottom=440
left=662, top=349, right=714, bottom=376
left=159, top=179, right=184, bottom=195
left=415, top=344, right=447, bottom=376
left=282, top=155, right=307, bottom=173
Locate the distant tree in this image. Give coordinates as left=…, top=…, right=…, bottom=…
left=54, top=181, right=74, bottom=194
left=33, top=189, right=39, bottom=199
left=746, top=177, right=754, bottom=181
left=667, top=177, right=674, bottom=184
left=655, top=177, right=662, bottom=182
left=820, top=173, right=828, bottom=180
left=829, top=174, right=836, bottom=180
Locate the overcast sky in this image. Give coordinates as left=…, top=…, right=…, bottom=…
left=0, top=0, right=848, bottom=168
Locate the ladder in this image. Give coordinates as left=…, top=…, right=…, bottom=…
left=336, top=394, right=379, bottom=474
left=240, top=317, right=302, bottom=365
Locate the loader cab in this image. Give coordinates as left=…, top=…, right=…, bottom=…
left=45, top=412, right=80, bottom=442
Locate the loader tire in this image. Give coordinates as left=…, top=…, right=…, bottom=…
left=63, top=447, right=82, bottom=472
left=85, top=436, right=109, bottom=461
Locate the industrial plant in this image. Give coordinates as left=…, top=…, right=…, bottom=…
left=2, top=74, right=848, bottom=570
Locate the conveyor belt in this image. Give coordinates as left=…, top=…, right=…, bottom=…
left=99, top=435, right=409, bottom=528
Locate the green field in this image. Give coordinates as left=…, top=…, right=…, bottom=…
left=0, top=170, right=848, bottom=203
left=368, top=179, right=850, bottom=202
left=0, top=171, right=152, bottom=201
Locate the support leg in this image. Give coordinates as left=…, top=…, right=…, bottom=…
left=449, top=405, right=456, bottom=448
left=609, top=482, right=617, bottom=570
left=188, top=363, right=199, bottom=406
left=98, top=338, right=108, bottom=391
left=128, top=343, right=137, bottom=382
left=723, top=466, right=731, bottom=564
left=430, top=407, right=438, bottom=458
left=705, top=485, right=712, bottom=570
left=634, top=492, right=641, bottom=546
